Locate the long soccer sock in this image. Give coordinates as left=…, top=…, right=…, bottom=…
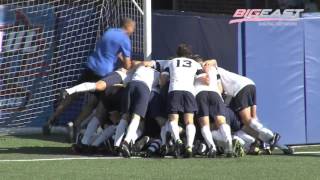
left=201, top=125, right=216, bottom=150
left=211, top=130, right=225, bottom=148
left=131, top=127, right=143, bottom=144
left=234, top=130, right=255, bottom=152
left=148, top=139, right=162, bottom=153
left=186, top=124, right=196, bottom=148
left=81, top=116, right=100, bottom=145
left=168, top=121, right=180, bottom=142
left=91, top=125, right=116, bottom=147
left=124, top=115, right=141, bottom=143
left=114, top=119, right=128, bottom=147
left=249, top=119, right=274, bottom=142
left=65, top=82, right=96, bottom=95
left=218, top=124, right=233, bottom=153
left=160, top=122, right=169, bottom=145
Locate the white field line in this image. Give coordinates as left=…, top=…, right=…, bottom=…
left=293, top=151, right=320, bottom=154
left=0, top=156, right=123, bottom=162
left=290, top=144, right=320, bottom=148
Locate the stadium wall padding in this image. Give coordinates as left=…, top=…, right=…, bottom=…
left=303, top=15, right=320, bottom=144
left=152, top=11, right=238, bottom=72
left=239, top=15, right=320, bottom=144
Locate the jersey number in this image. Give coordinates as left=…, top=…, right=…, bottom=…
left=176, top=60, right=191, bottom=67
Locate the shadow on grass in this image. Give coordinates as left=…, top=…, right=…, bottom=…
left=10, top=134, right=69, bottom=144
left=0, top=146, right=73, bottom=156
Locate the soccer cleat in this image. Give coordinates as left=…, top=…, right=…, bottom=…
left=282, top=146, right=294, bottom=155
left=174, top=139, right=184, bottom=158
left=207, top=146, right=217, bottom=158
left=195, top=142, right=207, bottom=156
left=120, top=141, right=131, bottom=158
left=226, top=152, right=234, bottom=158
left=133, top=136, right=150, bottom=152
left=113, top=146, right=121, bottom=156
left=233, top=139, right=245, bottom=157
left=144, top=149, right=153, bottom=158
left=160, top=145, right=168, bottom=157
left=185, top=146, right=193, bottom=158
left=269, top=133, right=281, bottom=151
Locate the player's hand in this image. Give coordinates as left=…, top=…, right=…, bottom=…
left=203, top=59, right=218, bottom=67
left=198, top=74, right=210, bottom=85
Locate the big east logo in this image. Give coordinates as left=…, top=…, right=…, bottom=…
left=0, top=7, right=47, bottom=112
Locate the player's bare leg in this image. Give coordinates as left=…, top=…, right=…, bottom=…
left=199, top=116, right=217, bottom=157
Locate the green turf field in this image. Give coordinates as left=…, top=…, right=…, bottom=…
left=0, top=135, right=320, bottom=180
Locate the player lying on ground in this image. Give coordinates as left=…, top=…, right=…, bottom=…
left=44, top=18, right=135, bottom=133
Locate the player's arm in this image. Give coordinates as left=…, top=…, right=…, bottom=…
left=195, top=63, right=209, bottom=84
left=131, top=60, right=156, bottom=67
left=119, top=38, right=132, bottom=70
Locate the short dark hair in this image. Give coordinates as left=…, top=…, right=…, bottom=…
left=176, top=43, right=193, bottom=58
left=191, top=54, right=203, bottom=63
left=120, top=18, right=135, bottom=28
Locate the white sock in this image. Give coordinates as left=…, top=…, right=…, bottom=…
left=91, top=125, right=116, bottom=147
left=131, top=128, right=143, bottom=144
left=234, top=130, right=255, bottom=152
left=218, top=124, right=232, bottom=153
left=124, top=116, right=141, bottom=143
left=160, top=122, right=169, bottom=145
left=168, top=121, right=180, bottom=141
left=65, top=82, right=96, bottom=95
left=201, top=125, right=216, bottom=150
left=186, top=124, right=196, bottom=148
left=114, top=119, right=128, bottom=147
left=81, top=117, right=100, bottom=145
left=249, top=119, right=274, bottom=142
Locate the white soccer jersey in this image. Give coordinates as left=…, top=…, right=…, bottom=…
left=194, top=67, right=221, bottom=95
left=162, top=57, right=205, bottom=94
left=217, top=67, right=255, bottom=97
left=131, top=63, right=160, bottom=91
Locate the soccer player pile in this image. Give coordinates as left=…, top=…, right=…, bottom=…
left=47, top=18, right=293, bottom=158
left=65, top=43, right=293, bottom=158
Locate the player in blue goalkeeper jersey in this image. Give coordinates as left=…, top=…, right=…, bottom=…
left=44, top=18, right=135, bottom=135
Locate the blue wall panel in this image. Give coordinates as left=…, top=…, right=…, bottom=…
left=304, top=17, right=320, bottom=143
left=244, top=22, right=306, bottom=144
